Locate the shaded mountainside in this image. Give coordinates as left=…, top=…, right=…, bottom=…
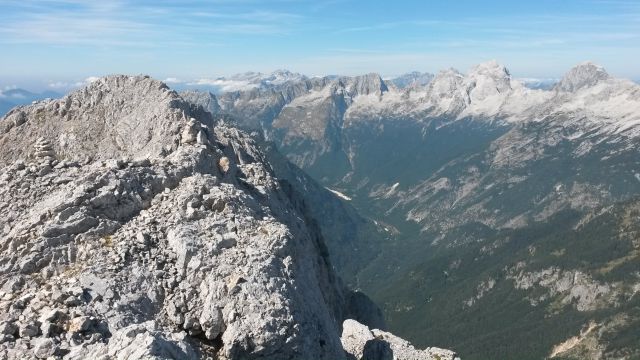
left=182, top=61, right=640, bottom=359
left=375, top=198, right=640, bottom=360
left=0, top=76, right=456, bottom=359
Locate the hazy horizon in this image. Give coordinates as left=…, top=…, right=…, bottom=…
left=1, top=61, right=638, bottom=94
left=1, top=0, right=639, bottom=91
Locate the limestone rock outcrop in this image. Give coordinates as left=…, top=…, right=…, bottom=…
left=554, top=61, right=610, bottom=92
left=0, top=75, right=196, bottom=164
left=341, top=320, right=459, bottom=360
left=0, top=76, right=455, bottom=359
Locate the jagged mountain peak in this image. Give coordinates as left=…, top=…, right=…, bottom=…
left=261, top=69, right=307, bottom=85
left=389, top=71, right=435, bottom=89
left=226, top=69, right=306, bottom=85
left=0, top=74, right=194, bottom=165
left=77, top=75, right=177, bottom=100
left=343, top=72, right=388, bottom=96
left=271, top=69, right=298, bottom=77
left=555, top=61, right=610, bottom=92
left=182, top=60, right=640, bottom=139
left=87, top=74, right=166, bottom=88
left=428, top=68, right=464, bottom=92
left=463, top=60, right=514, bottom=104
left=468, top=60, right=511, bottom=79
left=180, top=89, right=222, bottom=114
left=466, top=60, right=512, bottom=89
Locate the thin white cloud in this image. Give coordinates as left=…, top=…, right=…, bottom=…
left=333, top=20, right=452, bottom=34
left=331, top=12, right=640, bottom=52
left=188, top=10, right=302, bottom=21
left=48, top=76, right=100, bottom=90
left=187, top=78, right=259, bottom=92
left=47, top=82, right=70, bottom=89
left=1, top=0, right=639, bottom=80
left=0, top=0, right=302, bottom=46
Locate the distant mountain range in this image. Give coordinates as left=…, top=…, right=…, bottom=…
left=167, top=69, right=308, bottom=94
left=518, top=77, right=559, bottom=90
left=168, top=68, right=562, bottom=94
left=179, top=60, right=640, bottom=359
left=0, top=88, right=62, bottom=116
left=387, top=71, right=435, bottom=89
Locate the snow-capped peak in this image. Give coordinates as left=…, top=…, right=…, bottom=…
left=464, top=60, right=513, bottom=103
left=388, top=71, right=434, bottom=89
left=262, top=69, right=307, bottom=85
left=428, top=68, right=464, bottom=97
left=186, top=69, right=307, bottom=93
left=343, top=73, right=388, bottom=96
left=468, top=60, right=511, bottom=80
left=192, top=60, right=640, bottom=139
left=554, top=61, right=610, bottom=92
left=225, top=69, right=306, bottom=85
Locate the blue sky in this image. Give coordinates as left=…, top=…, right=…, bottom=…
left=0, top=0, right=639, bottom=90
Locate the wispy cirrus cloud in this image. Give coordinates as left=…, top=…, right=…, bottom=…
left=0, top=0, right=302, bottom=47
left=328, top=9, right=640, bottom=75
left=1, top=0, right=640, bottom=83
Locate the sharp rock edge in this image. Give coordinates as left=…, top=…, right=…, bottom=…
left=0, top=75, right=456, bottom=360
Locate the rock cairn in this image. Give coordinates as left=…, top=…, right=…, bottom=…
left=33, top=138, right=55, bottom=162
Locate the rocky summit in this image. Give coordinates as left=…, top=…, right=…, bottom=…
left=0, top=75, right=457, bottom=359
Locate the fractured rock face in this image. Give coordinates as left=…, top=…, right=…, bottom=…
left=0, top=75, right=205, bottom=165
left=341, top=319, right=459, bottom=360
left=555, top=62, right=610, bottom=92
left=0, top=75, right=454, bottom=359
left=0, top=132, right=343, bottom=358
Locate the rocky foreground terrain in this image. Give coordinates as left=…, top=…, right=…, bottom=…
left=0, top=76, right=457, bottom=359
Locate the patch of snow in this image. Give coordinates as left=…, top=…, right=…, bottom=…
left=326, top=188, right=352, bottom=201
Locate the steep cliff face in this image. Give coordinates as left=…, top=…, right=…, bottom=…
left=0, top=76, right=455, bottom=360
